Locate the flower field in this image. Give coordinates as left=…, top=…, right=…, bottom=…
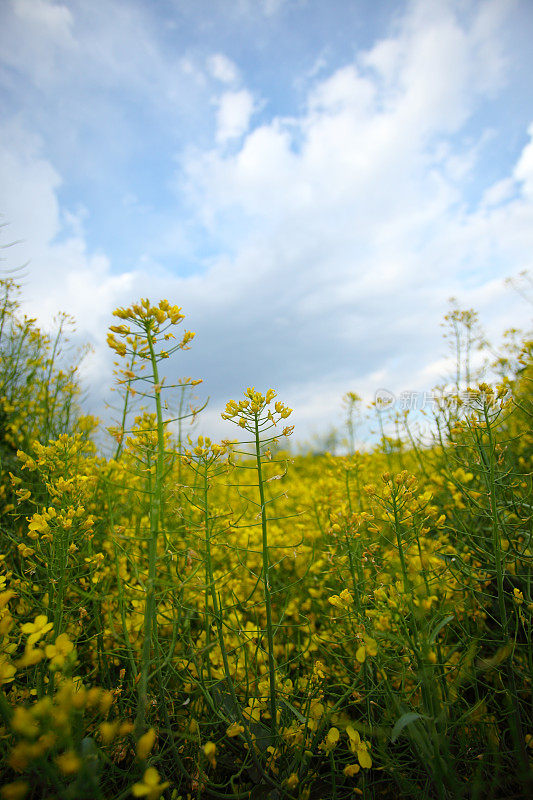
left=0, top=278, right=531, bottom=800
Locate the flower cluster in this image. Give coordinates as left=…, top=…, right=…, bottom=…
left=221, top=387, right=293, bottom=435
left=184, top=435, right=228, bottom=463
left=107, top=298, right=194, bottom=361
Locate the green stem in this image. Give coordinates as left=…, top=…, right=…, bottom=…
left=135, top=324, right=165, bottom=736
left=201, top=458, right=274, bottom=786
left=114, top=348, right=137, bottom=461
left=254, top=412, right=277, bottom=743
left=482, top=404, right=528, bottom=774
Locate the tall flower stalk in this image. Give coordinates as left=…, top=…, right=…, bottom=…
left=222, top=388, right=293, bottom=743
left=107, top=299, right=195, bottom=734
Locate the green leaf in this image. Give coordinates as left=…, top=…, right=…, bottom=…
left=429, top=613, right=454, bottom=644
left=391, top=712, right=429, bottom=743
left=279, top=697, right=306, bottom=724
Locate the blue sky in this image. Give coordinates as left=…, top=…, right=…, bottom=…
left=1, top=0, right=532, bottom=445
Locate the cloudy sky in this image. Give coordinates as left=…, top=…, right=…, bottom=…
left=1, top=0, right=532, bottom=446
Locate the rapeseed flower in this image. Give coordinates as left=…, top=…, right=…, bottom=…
left=45, top=633, right=74, bottom=669
left=346, top=726, right=372, bottom=769
left=136, top=728, right=156, bottom=760
left=0, top=782, right=29, bottom=800
left=204, top=741, right=217, bottom=768
left=132, top=768, right=170, bottom=799
left=319, top=727, right=340, bottom=753
left=55, top=751, right=81, bottom=775
left=355, top=634, right=378, bottom=664
left=226, top=722, right=244, bottom=737
left=20, top=615, right=53, bottom=646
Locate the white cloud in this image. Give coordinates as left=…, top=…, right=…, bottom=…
left=207, top=53, right=240, bottom=84
left=0, top=0, right=531, bottom=444
left=260, top=0, right=288, bottom=16
left=13, top=0, right=73, bottom=32
left=481, top=177, right=515, bottom=207
left=362, top=0, right=508, bottom=133
left=1, top=0, right=76, bottom=87
left=0, top=122, right=137, bottom=391
left=215, top=89, right=255, bottom=143
left=202, top=7, right=510, bottom=222
left=184, top=1, right=510, bottom=243
left=308, top=65, right=375, bottom=115
left=0, top=0, right=206, bottom=123
left=0, top=122, right=61, bottom=252
left=514, top=122, right=533, bottom=199
left=172, top=0, right=531, bottom=439
left=234, top=0, right=293, bottom=17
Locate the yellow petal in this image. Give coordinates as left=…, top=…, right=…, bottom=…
left=356, top=645, right=366, bottom=663
left=364, top=636, right=378, bottom=656
left=357, top=747, right=372, bottom=769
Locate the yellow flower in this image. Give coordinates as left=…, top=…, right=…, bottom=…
left=286, top=773, right=299, bottom=789
left=329, top=589, right=354, bottom=610
left=339, top=588, right=353, bottom=604
left=27, top=513, right=49, bottom=537
left=346, top=726, right=372, bottom=769
left=45, top=633, right=74, bottom=669
left=99, top=720, right=119, bottom=744
left=15, top=645, right=44, bottom=668
left=0, top=782, right=29, bottom=800
left=136, top=728, right=156, bottom=760
left=319, top=727, right=340, bottom=753
left=513, top=588, right=524, bottom=605
left=355, top=635, right=378, bottom=664
left=11, top=707, right=39, bottom=738
left=55, top=751, right=81, bottom=775
left=204, top=741, right=217, bottom=768
left=0, top=590, right=16, bottom=609
left=20, top=615, right=53, bottom=646
left=343, top=763, right=360, bottom=777
left=226, top=722, right=244, bottom=737
left=222, top=389, right=292, bottom=430
left=0, top=656, right=16, bottom=684
left=132, top=767, right=170, bottom=799
left=107, top=333, right=127, bottom=357
left=119, top=721, right=135, bottom=737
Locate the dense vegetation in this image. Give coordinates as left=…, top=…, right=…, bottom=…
left=0, top=277, right=531, bottom=800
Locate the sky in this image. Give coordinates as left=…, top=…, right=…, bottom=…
left=1, top=0, right=532, bottom=448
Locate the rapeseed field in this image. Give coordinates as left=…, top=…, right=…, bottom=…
left=0, top=278, right=531, bottom=799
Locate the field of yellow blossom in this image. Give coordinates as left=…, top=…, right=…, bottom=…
left=0, top=278, right=531, bottom=800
